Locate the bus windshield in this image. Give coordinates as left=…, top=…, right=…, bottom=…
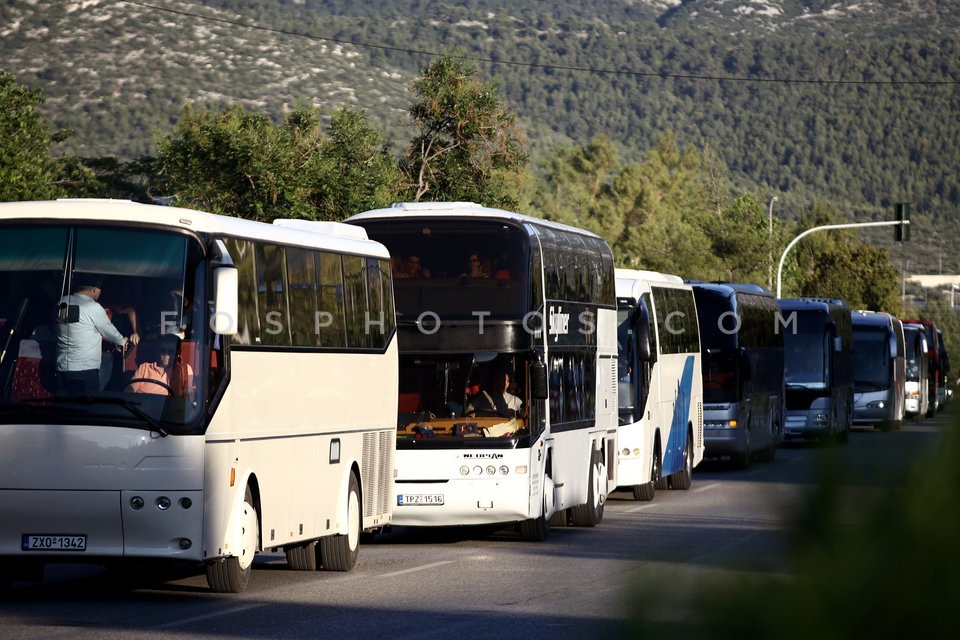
left=358, top=221, right=530, bottom=321
left=0, top=224, right=208, bottom=433
left=397, top=352, right=531, bottom=445
left=783, top=326, right=827, bottom=388
left=853, top=328, right=890, bottom=391
left=702, top=349, right=739, bottom=403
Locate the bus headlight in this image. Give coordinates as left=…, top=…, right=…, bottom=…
left=486, top=465, right=496, bottom=476
left=499, top=465, right=509, bottom=475
left=460, top=465, right=470, bottom=476
left=156, top=496, right=172, bottom=510
left=866, top=401, right=885, bottom=409
left=130, top=496, right=145, bottom=510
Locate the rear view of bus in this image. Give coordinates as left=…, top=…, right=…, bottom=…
left=346, top=202, right=618, bottom=540
left=778, top=298, right=854, bottom=443
left=851, top=310, right=906, bottom=430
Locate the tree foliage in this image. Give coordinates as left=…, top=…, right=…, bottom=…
left=401, top=53, right=528, bottom=208
left=0, top=71, right=66, bottom=201
left=784, top=207, right=902, bottom=312
left=155, top=103, right=399, bottom=221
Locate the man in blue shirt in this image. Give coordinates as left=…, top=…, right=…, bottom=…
left=55, top=276, right=129, bottom=394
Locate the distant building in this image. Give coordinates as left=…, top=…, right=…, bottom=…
left=906, top=275, right=960, bottom=308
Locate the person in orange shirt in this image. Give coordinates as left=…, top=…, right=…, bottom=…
left=126, top=335, right=193, bottom=399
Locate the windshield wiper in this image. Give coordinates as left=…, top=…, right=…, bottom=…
left=18, top=395, right=168, bottom=436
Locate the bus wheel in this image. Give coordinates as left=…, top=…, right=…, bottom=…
left=671, top=429, right=693, bottom=490
left=285, top=540, right=318, bottom=571
left=570, top=458, right=602, bottom=527
left=654, top=442, right=669, bottom=490
left=320, top=473, right=360, bottom=571
left=633, top=449, right=658, bottom=501
left=520, top=512, right=549, bottom=541
left=206, top=488, right=258, bottom=593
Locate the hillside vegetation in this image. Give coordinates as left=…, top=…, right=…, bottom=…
left=2, top=0, right=958, bottom=272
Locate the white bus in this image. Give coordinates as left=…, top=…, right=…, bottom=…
left=615, top=270, right=704, bottom=500
left=346, top=202, right=618, bottom=540
left=0, top=199, right=397, bottom=592
left=851, top=310, right=906, bottom=431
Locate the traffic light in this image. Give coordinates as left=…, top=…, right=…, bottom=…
left=895, top=202, right=910, bottom=242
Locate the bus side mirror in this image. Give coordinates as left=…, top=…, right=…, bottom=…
left=212, top=267, right=238, bottom=336
left=636, top=326, right=652, bottom=362
left=634, top=303, right=653, bottom=362
left=530, top=359, right=548, bottom=400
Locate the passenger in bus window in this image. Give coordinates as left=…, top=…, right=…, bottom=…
left=127, top=334, right=194, bottom=399
left=393, top=255, right=431, bottom=279
left=462, top=252, right=490, bottom=278
left=54, top=276, right=129, bottom=394
left=493, top=251, right=512, bottom=280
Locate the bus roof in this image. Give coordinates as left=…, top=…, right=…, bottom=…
left=687, top=281, right=775, bottom=298
left=345, top=201, right=606, bottom=241
left=0, top=199, right=389, bottom=258
left=851, top=310, right=898, bottom=329
left=615, top=268, right=686, bottom=300
left=778, top=297, right=849, bottom=312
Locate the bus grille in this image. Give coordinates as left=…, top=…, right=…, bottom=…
left=362, top=430, right=393, bottom=518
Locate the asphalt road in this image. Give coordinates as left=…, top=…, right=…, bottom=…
left=0, top=411, right=949, bottom=640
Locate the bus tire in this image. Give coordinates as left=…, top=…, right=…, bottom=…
left=654, top=439, right=669, bottom=490
left=670, top=429, right=694, bottom=490
left=570, top=458, right=602, bottom=527
left=633, top=448, right=659, bottom=501
left=285, top=540, right=318, bottom=571
left=206, top=488, right=258, bottom=593
left=319, top=472, right=360, bottom=572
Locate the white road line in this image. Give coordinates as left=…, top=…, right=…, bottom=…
left=155, top=603, right=268, bottom=629
left=624, top=503, right=658, bottom=513
left=379, top=560, right=455, bottom=578
left=693, top=482, right=720, bottom=493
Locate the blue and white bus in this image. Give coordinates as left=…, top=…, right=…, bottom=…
left=615, top=269, right=703, bottom=500
left=851, top=310, right=906, bottom=430
left=346, top=202, right=618, bottom=540
left=778, top=298, right=854, bottom=443
left=0, top=199, right=397, bottom=592
left=690, top=282, right=782, bottom=467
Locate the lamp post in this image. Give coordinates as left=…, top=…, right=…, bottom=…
left=767, top=196, right=778, bottom=290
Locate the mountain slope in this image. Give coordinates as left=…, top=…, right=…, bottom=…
left=2, top=1, right=958, bottom=272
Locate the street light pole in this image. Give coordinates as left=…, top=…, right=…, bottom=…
left=767, top=196, right=778, bottom=290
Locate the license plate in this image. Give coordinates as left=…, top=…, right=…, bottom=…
left=397, top=494, right=444, bottom=506
left=21, top=534, right=87, bottom=551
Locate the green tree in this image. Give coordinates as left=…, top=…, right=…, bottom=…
left=784, top=206, right=901, bottom=311
left=155, top=103, right=399, bottom=221
left=614, top=133, right=721, bottom=279
left=400, top=53, right=528, bottom=208
left=310, top=107, right=401, bottom=220
left=711, top=193, right=780, bottom=286
left=529, top=135, right=625, bottom=241
left=0, top=71, right=67, bottom=201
